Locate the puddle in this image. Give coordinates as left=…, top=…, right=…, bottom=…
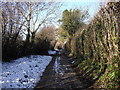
left=53, top=56, right=64, bottom=76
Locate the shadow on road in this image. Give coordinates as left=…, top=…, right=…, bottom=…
left=35, top=50, right=84, bottom=89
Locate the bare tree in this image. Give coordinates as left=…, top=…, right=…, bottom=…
left=18, top=2, right=62, bottom=44
left=1, top=2, right=25, bottom=43
left=36, top=25, right=56, bottom=41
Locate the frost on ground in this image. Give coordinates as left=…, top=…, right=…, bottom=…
left=1, top=55, right=52, bottom=88
left=48, top=49, right=64, bottom=55
left=48, top=50, right=56, bottom=55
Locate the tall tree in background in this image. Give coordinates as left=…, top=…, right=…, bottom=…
left=61, top=9, right=88, bottom=54
left=61, top=9, right=88, bottom=36
left=36, top=25, right=57, bottom=50
left=36, top=25, right=56, bottom=41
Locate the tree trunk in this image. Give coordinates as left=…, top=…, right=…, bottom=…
left=31, top=32, right=35, bottom=44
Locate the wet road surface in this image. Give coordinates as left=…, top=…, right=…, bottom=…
left=35, top=53, right=83, bottom=89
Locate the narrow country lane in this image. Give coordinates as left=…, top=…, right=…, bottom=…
left=35, top=52, right=83, bottom=89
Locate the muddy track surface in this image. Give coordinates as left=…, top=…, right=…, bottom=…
left=35, top=54, right=84, bottom=89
